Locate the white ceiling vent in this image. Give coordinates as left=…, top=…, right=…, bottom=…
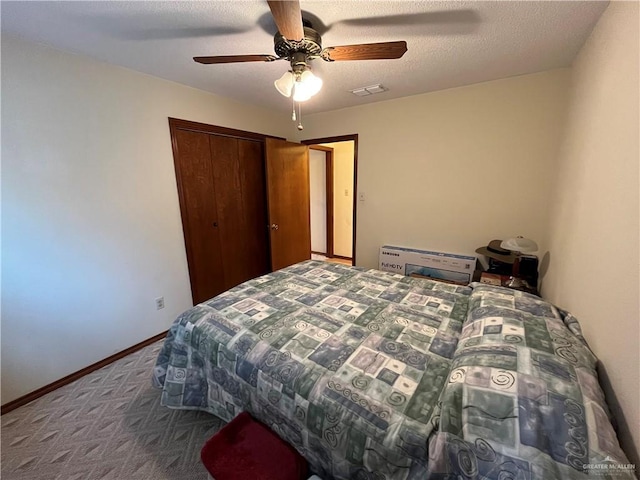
left=350, top=84, right=388, bottom=96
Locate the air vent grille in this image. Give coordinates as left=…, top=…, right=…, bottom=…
left=350, top=84, right=387, bottom=96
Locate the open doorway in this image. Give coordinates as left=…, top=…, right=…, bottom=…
left=304, top=135, right=358, bottom=266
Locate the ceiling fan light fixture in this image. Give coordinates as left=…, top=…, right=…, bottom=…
left=292, top=87, right=312, bottom=102
left=292, top=69, right=322, bottom=102
left=194, top=1, right=409, bottom=127
left=274, top=71, right=295, bottom=98
left=275, top=67, right=322, bottom=102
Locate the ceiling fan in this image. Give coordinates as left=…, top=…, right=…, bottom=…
left=193, top=0, right=408, bottom=128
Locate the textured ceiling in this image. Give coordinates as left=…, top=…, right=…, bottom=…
left=1, top=1, right=608, bottom=115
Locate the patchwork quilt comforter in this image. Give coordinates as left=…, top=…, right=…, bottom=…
left=153, top=260, right=472, bottom=479
left=426, top=285, right=636, bottom=480
left=153, top=261, right=636, bottom=480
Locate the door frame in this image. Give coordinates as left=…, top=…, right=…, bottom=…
left=169, top=117, right=285, bottom=142
left=302, top=134, right=358, bottom=266
left=308, top=145, right=334, bottom=258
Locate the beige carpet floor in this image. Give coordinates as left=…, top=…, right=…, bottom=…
left=1, top=340, right=225, bottom=480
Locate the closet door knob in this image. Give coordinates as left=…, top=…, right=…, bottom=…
left=271, top=224, right=279, bottom=231
left=213, top=222, right=218, bottom=227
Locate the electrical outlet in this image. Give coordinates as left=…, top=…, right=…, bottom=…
left=155, top=297, right=165, bottom=310
left=359, top=192, right=365, bottom=202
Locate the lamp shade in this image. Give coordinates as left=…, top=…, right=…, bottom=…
left=292, top=70, right=322, bottom=102
left=274, top=71, right=294, bottom=98
left=500, top=236, right=538, bottom=253
left=275, top=69, right=322, bottom=102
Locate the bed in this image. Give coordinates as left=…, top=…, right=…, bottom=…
left=153, top=260, right=635, bottom=480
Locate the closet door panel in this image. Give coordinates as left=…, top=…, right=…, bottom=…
left=173, top=129, right=225, bottom=304
left=237, top=139, right=270, bottom=280
left=170, top=118, right=279, bottom=305
left=209, top=136, right=269, bottom=289
left=208, top=135, right=244, bottom=289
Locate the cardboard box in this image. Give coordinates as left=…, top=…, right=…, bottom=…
left=379, top=245, right=477, bottom=285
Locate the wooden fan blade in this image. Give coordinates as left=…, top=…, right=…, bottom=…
left=267, top=0, right=304, bottom=41
left=194, top=54, right=278, bottom=64
left=321, top=41, right=408, bottom=61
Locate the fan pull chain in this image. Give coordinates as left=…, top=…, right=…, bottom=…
left=297, top=101, right=303, bottom=131
left=292, top=94, right=296, bottom=121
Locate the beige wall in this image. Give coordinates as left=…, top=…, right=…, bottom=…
left=542, top=1, right=640, bottom=465
left=321, top=141, right=355, bottom=258
left=1, top=35, right=290, bottom=404
left=298, top=69, right=571, bottom=268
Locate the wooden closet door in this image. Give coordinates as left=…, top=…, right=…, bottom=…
left=170, top=118, right=285, bottom=305
left=237, top=139, right=270, bottom=280
left=209, top=136, right=269, bottom=289
left=173, top=129, right=226, bottom=304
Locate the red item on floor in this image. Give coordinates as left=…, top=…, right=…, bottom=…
left=200, top=411, right=309, bottom=480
